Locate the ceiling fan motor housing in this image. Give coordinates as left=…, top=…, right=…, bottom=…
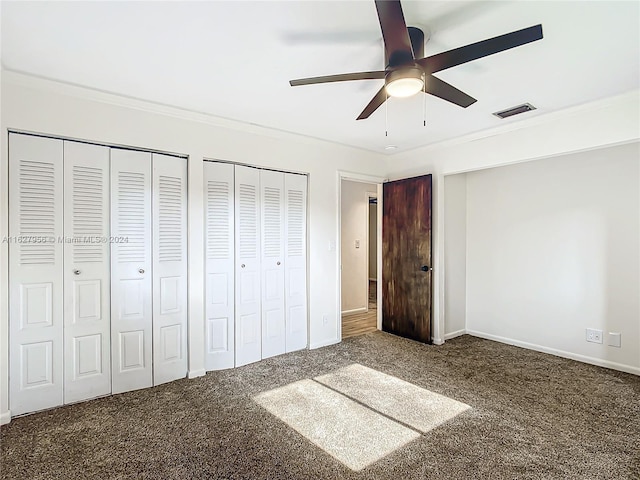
left=407, top=26, right=425, bottom=59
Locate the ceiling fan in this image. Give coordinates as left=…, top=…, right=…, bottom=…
left=289, top=0, right=543, bottom=120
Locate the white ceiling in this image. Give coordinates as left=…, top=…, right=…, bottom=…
left=2, top=1, right=638, bottom=154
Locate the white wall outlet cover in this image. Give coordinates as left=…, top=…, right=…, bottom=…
left=608, top=332, right=622, bottom=348
left=586, top=328, right=603, bottom=344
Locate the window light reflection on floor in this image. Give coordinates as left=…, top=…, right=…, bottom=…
left=316, top=364, right=471, bottom=433
left=253, top=364, right=471, bottom=471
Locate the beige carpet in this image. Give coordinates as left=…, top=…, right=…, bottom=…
left=1, top=333, right=639, bottom=479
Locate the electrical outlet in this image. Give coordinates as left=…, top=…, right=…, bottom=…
left=586, top=328, right=603, bottom=344
left=608, top=332, right=621, bottom=348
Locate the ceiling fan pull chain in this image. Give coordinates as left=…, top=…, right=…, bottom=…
left=384, top=41, right=388, bottom=137
left=423, top=74, right=427, bottom=127
left=385, top=90, right=389, bottom=137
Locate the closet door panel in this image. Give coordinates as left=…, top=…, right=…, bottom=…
left=235, top=165, right=261, bottom=367
left=260, top=170, right=285, bottom=359
left=204, top=162, right=235, bottom=370
left=63, top=141, right=111, bottom=404
left=285, top=173, right=308, bottom=352
left=152, top=154, right=188, bottom=385
left=9, top=134, right=64, bottom=415
left=110, top=149, right=153, bottom=394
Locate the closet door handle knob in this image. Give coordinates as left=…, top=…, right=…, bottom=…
left=241, top=264, right=245, bottom=268
left=277, top=261, right=281, bottom=266
left=139, top=268, right=145, bottom=274
left=73, top=269, right=81, bottom=275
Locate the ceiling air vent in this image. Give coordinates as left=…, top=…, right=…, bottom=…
left=493, top=103, right=536, bottom=119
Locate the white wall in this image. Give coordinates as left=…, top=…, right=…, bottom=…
left=0, top=24, right=6, bottom=426
left=465, top=142, right=639, bottom=373
left=444, top=174, right=467, bottom=338
left=0, top=72, right=388, bottom=422
left=368, top=203, right=377, bottom=280
left=340, top=180, right=377, bottom=313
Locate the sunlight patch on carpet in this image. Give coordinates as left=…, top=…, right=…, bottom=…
left=315, top=364, right=471, bottom=433
left=253, top=379, right=419, bottom=471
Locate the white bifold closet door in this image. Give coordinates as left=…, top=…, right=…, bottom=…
left=260, top=170, right=286, bottom=359
left=9, top=134, right=64, bottom=415
left=203, top=162, right=307, bottom=370
left=63, top=141, right=111, bottom=404
left=284, top=173, right=308, bottom=352
left=204, top=162, right=235, bottom=371
left=152, top=154, right=188, bottom=385
left=110, top=149, right=153, bottom=394
left=235, top=165, right=262, bottom=367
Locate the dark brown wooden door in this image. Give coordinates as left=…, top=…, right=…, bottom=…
left=382, top=174, right=432, bottom=344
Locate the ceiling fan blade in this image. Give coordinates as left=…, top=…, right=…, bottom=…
left=425, top=75, right=477, bottom=108
left=290, top=71, right=386, bottom=86
left=375, top=0, right=414, bottom=67
left=418, top=24, right=543, bottom=73
left=357, top=86, right=387, bottom=120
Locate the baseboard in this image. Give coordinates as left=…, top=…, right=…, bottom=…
left=466, top=330, right=640, bottom=376
left=188, top=369, right=206, bottom=379
left=432, top=338, right=445, bottom=345
left=444, top=329, right=466, bottom=340
left=341, top=307, right=367, bottom=316
left=0, top=410, right=11, bottom=426
left=309, top=337, right=340, bottom=350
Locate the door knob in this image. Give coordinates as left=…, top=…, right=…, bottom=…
left=241, top=264, right=245, bottom=268
left=420, top=265, right=431, bottom=272
left=73, top=269, right=81, bottom=275
left=138, top=268, right=145, bottom=274
left=277, top=261, right=281, bottom=266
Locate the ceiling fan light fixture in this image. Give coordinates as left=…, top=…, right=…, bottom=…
left=385, top=67, right=424, bottom=98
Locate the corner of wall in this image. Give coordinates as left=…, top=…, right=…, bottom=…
left=187, top=369, right=206, bottom=380
left=0, top=410, right=11, bottom=426
left=309, top=337, right=340, bottom=350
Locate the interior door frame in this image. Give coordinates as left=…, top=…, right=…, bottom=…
left=337, top=171, right=385, bottom=340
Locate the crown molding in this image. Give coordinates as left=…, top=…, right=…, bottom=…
left=1, top=69, right=385, bottom=159
left=4, top=69, right=637, bottom=160
left=391, top=88, right=640, bottom=157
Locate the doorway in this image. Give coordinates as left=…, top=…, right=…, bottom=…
left=340, top=179, right=379, bottom=339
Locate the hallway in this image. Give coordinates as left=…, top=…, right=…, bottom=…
left=342, top=280, right=377, bottom=339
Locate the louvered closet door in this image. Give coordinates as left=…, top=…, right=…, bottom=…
left=235, top=165, right=261, bottom=367
left=9, top=134, right=64, bottom=415
left=260, top=170, right=286, bottom=359
left=63, top=141, right=111, bottom=404
left=285, top=173, right=308, bottom=352
left=204, top=162, right=235, bottom=371
left=110, top=149, right=153, bottom=394
left=152, top=154, right=188, bottom=385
